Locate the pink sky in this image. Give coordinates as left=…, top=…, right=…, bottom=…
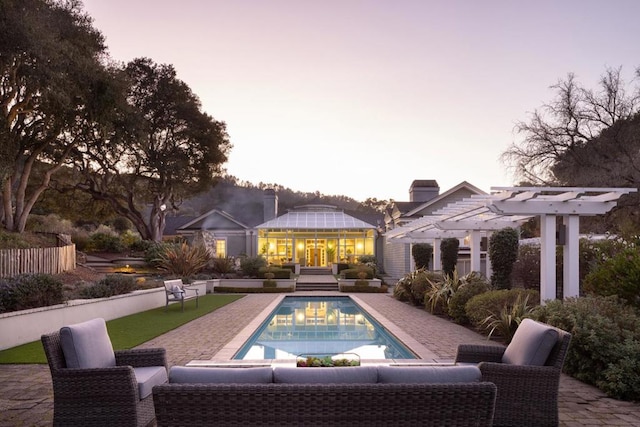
left=81, top=0, right=640, bottom=202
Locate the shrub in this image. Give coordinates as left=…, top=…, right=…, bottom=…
left=239, top=256, right=267, bottom=278
left=489, top=227, right=519, bottom=289
left=212, top=256, right=236, bottom=278
left=583, top=248, right=640, bottom=308
left=145, top=242, right=175, bottom=267
left=258, top=267, right=291, bottom=279
left=87, top=232, right=124, bottom=253
left=156, top=243, right=211, bottom=278
left=448, top=280, right=490, bottom=324
left=465, top=288, right=540, bottom=329
left=425, top=271, right=488, bottom=316
left=411, top=243, right=433, bottom=269
left=510, top=243, right=540, bottom=289
left=358, top=255, right=381, bottom=275
left=481, top=292, right=538, bottom=343
left=393, top=269, right=442, bottom=306
left=341, top=267, right=374, bottom=279
left=0, top=274, right=65, bottom=313
left=440, top=238, right=459, bottom=277
left=80, top=274, right=137, bottom=298
left=534, top=296, right=640, bottom=401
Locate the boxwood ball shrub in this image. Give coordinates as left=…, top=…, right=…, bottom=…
left=447, top=280, right=490, bottom=324
left=534, top=296, right=640, bottom=401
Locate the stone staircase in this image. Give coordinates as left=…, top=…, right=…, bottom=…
left=296, top=267, right=339, bottom=291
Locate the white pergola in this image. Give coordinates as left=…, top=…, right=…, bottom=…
left=386, top=187, right=636, bottom=304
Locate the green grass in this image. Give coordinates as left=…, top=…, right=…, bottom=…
left=0, top=294, right=244, bottom=364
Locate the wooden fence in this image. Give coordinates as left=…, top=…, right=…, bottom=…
left=0, top=244, right=76, bottom=278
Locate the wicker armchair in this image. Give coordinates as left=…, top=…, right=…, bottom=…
left=42, top=319, right=168, bottom=427
left=455, top=319, right=571, bottom=427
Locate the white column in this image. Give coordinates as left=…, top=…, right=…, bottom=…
left=485, top=231, right=493, bottom=280
left=470, top=230, right=481, bottom=272
left=539, top=214, right=557, bottom=304
left=433, top=238, right=442, bottom=271
left=409, top=243, right=416, bottom=272
left=563, top=215, right=580, bottom=298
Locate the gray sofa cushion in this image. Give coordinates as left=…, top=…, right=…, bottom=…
left=59, top=318, right=116, bottom=369
left=169, top=366, right=273, bottom=384
left=135, top=366, right=168, bottom=399
left=377, top=365, right=481, bottom=383
left=273, top=366, right=378, bottom=384
left=502, top=318, right=559, bottom=366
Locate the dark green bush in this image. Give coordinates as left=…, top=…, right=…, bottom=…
left=510, top=244, right=540, bottom=289
left=80, top=274, right=136, bottom=298
left=87, top=232, right=124, bottom=253
left=340, top=284, right=388, bottom=293
left=0, top=274, right=65, bottom=313
left=239, top=256, right=267, bottom=278
left=489, top=227, right=519, bottom=289
left=534, top=296, right=640, bottom=401
left=335, top=263, right=350, bottom=274
left=144, top=242, right=176, bottom=267
left=440, top=238, right=459, bottom=277
left=583, top=248, right=640, bottom=308
left=448, top=281, right=490, bottom=324
left=341, top=267, right=374, bottom=279
left=466, top=288, right=540, bottom=328
left=212, top=256, right=236, bottom=277
left=411, top=243, right=433, bottom=269
left=258, top=267, right=291, bottom=279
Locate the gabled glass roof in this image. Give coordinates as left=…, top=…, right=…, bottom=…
left=257, top=211, right=376, bottom=230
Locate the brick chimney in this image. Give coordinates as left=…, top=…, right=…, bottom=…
left=263, top=189, right=278, bottom=221
left=409, top=180, right=440, bottom=202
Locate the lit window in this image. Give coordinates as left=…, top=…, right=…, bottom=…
left=216, top=240, right=226, bottom=257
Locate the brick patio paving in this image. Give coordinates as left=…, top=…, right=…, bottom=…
left=1, top=293, right=639, bottom=426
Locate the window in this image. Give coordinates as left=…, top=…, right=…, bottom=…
left=216, top=239, right=226, bottom=258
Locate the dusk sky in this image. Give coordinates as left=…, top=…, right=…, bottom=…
left=81, top=0, right=640, bottom=202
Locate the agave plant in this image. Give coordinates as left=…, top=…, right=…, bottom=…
left=481, top=292, right=537, bottom=343
left=156, top=242, right=211, bottom=278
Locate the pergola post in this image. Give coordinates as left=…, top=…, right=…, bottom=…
left=539, top=214, right=557, bottom=303
left=470, top=230, right=481, bottom=272
left=433, top=238, right=442, bottom=271
left=563, top=215, right=580, bottom=298
left=485, top=231, right=493, bottom=280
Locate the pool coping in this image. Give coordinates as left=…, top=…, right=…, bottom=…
left=187, top=293, right=439, bottom=367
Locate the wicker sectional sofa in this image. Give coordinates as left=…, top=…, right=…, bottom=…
left=152, top=365, right=497, bottom=427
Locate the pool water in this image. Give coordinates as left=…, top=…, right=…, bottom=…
left=233, top=296, right=417, bottom=360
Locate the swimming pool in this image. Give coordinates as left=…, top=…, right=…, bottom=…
left=233, top=296, right=417, bottom=360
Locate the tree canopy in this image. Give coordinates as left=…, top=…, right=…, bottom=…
left=72, top=58, right=231, bottom=241
left=0, top=0, right=108, bottom=232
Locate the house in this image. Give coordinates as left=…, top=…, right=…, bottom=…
left=170, top=189, right=383, bottom=267
left=382, top=180, right=487, bottom=281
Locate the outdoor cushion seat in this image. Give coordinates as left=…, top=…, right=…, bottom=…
left=273, top=366, right=379, bottom=383
left=42, top=317, right=168, bottom=426
left=170, top=366, right=273, bottom=384
left=455, top=319, right=571, bottom=427
left=377, top=364, right=481, bottom=383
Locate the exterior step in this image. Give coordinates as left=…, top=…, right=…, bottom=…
left=300, top=267, right=332, bottom=275
left=295, top=282, right=340, bottom=291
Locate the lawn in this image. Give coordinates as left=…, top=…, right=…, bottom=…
left=0, top=294, right=244, bottom=364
